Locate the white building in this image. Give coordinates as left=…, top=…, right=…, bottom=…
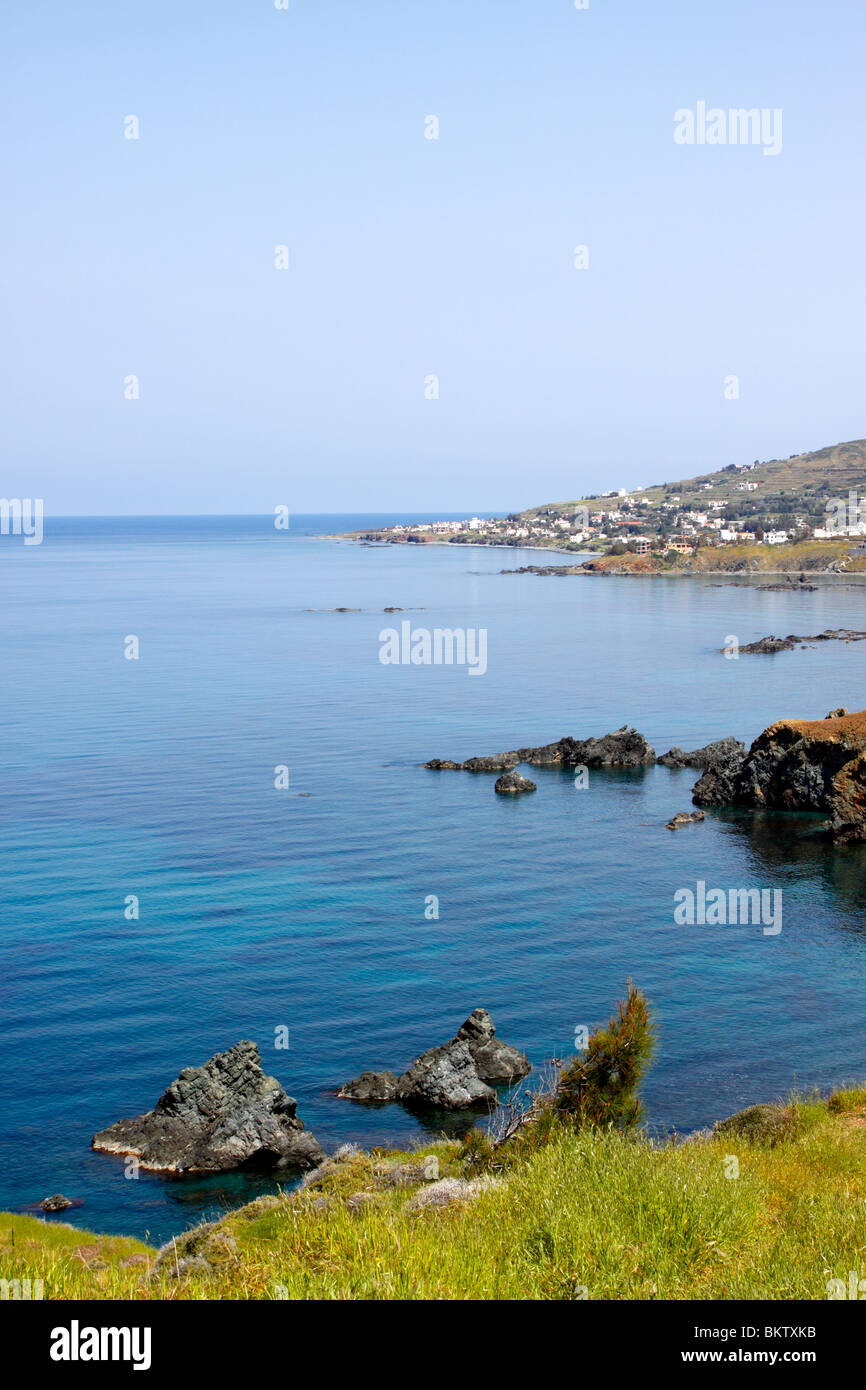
left=765, top=530, right=788, bottom=545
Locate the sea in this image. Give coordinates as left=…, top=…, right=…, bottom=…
left=2, top=514, right=865, bottom=1245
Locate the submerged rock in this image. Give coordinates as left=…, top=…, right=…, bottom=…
left=736, top=635, right=797, bottom=654
left=665, top=810, right=705, bottom=830
left=339, top=1008, right=531, bottom=1111
left=92, top=1041, right=324, bottom=1173
left=731, top=629, right=866, bottom=655
left=494, top=771, right=537, bottom=795
left=693, top=707, right=866, bottom=842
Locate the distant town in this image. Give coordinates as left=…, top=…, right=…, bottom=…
left=358, top=457, right=866, bottom=558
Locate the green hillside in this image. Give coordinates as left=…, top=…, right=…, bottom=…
left=4, top=1087, right=866, bottom=1300
left=522, top=438, right=866, bottom=533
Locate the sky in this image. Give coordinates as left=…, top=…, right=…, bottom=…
left=2, top=0, right=865, bottom=514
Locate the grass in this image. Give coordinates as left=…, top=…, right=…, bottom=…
left=583, top=539, right=866, bottom=575
left=3, top=1087, right=866, bottom=1301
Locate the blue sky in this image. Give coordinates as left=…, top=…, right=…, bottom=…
left=2, top=0, right=865, bottom=514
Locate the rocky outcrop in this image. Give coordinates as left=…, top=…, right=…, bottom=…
left=335, top=1070, right=399, bottom=1102
left=517, top=728, right=655, bottom=767
left=693, top=708, right=866, bottom=842
left=498, top=564, right=584, bottom=577
left=463, top=754, right=520, bottom=772
left=40, top=1194, right=73, bottom=1212
left=665, top=810, right=705, bottom=830
left=494, top=771, right=537, bottom=794
left=427, top=728, right=655, bottom=772
left=397, top=1039, right=497, bottom=1109
left=425, top=752, right=519, bottom=771
left=92, top=1041, right=324, bottom=1173
left=455, top=1008, right=530, bottom=1083
left=691, top=738, right=750, bottom=807
left=737, top=635, right=797, bottom=653
left=657, top=737, right=745, bottom=769
left=338, top=1009, right=531, bottom=1110
left=731, top=629, right=866, bottom=655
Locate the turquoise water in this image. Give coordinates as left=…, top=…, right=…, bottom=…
left=2, top=515, right=865, bottom=1245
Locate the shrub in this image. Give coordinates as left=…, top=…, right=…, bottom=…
left=553, top=982, right=655, bottom=1131
left=713, top=1103, right=797, bottom=1147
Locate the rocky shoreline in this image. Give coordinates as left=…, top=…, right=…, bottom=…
left=424, top=710, right=866, bottom=844
left=86, top=706, right=866, bottom=1196
left=91, top=1013, right=532, bottom=1180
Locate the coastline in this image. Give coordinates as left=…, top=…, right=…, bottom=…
left=327, top=532, right=866, bottom=583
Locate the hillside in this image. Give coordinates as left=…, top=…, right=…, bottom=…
left=522, top=438, right=866, bottom=534
left=4, top=1087, right=866, bottom=1300
left=338, top=438, right=866, bottom=557
left=580, top=538, right=866, bottom=576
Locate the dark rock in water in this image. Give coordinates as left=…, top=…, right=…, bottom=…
left=336, top=1071, right=400, bottom=1102
left=518, top=727, right=655, bottom=768
left=760, top=583, right=818, bottom=592
left=427, top=728, right=655, bottom=772
left=92, top=1041, right=324, bottom=1173
left=657, top=737, right=745, bottom=769
left=692, top=708, right=866, bottom=843
left=714, top=1103, right=796, bottom=1146
left=457, top=1008, right=531, bottom=1084
left=40, top=1194, right=73, bottom=1212
left=462, top=753, right=520, bottom=772
left=339, top=1009, right=531, bottom=1111
left=691, top=738, right=750, bottom=807
left=737, top=635, right=797, bottom=653
left=498, top=564, right=584, bottom=577
left=424, top=752, right=519, bottom=771
left=665, top=810, right=705, bottom=830
left=732, top=629, right=866, bottom=655
left=396, top=1040, right=496, bottom=1109
left=494, top=771, right=537, bottom=795
left=383, top=607, right=403, bottom=612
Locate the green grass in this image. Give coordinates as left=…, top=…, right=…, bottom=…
left=4, top=1092, right=866, bottom=1300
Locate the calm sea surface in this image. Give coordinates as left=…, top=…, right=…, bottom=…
left=2, top=515, right=865, bottom=1244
